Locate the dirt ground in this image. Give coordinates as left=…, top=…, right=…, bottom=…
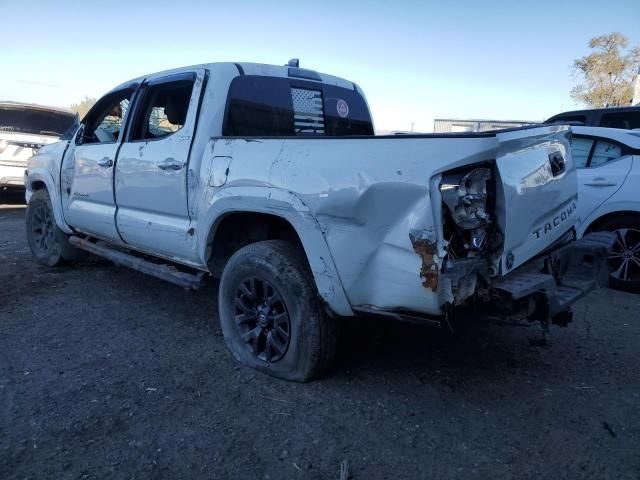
left=1, top=191, right=639, bottom=480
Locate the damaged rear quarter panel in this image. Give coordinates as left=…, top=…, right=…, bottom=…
left=212, top=136, right=498, bottom=316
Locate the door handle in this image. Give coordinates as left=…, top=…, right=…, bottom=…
left=584, top=178, right=616, bottom=187
left=98, top=157, right=113, bottom=168
left=158, top=158, right=184, bottom=171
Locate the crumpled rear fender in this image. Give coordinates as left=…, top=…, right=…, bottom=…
left=197, top=185, right=353, bottom=317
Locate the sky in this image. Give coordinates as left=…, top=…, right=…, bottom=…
left=2, top=0, right=639, bottom=132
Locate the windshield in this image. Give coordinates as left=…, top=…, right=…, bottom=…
left=0, top=106, right=76, bottom=136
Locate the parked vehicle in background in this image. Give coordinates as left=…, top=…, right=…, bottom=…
left=0, top=102, right=76, bottom=191
left=24, top=61, right=612, bottom=381
left=570, top=126, right=640, bottom=292
left=545, top=106, right=640, bottom=129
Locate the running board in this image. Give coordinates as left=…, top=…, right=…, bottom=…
left=68, top=236, right=206, bottom=290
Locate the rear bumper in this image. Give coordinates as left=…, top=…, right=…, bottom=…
left=490, top=231, right=615, bottom=325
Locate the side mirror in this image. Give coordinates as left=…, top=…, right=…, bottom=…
left=75, top=124, right=85, bottom=145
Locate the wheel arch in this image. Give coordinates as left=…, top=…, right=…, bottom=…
left=198, top=187, right=353, bottom=317
left=581, top=209, right=640, bottom=235
left=25, top=169, right=73, bottom=234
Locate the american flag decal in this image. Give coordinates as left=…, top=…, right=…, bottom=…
left=291, top=88, right=325, bottom=135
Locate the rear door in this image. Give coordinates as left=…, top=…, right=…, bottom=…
left=493, top=126, right=576, bottom=273
left=574, top=136, right=633, bottom=221
left=115, top=70, right=205, bottom=262
left=63, top=87, right=136, bottom=240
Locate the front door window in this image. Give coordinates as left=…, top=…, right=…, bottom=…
left=80, top=92, right=132, bottom=144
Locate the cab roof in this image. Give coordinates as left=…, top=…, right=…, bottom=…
left=109, top=62, right=358, bottom=95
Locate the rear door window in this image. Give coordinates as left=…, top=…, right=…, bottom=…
left=130, top=79, right=194, bottom=141
left=223, top=75, right=373, bottom=137
left=590, top=141, right=622, bottom=167
left=571, top=137, right=594, bottom=168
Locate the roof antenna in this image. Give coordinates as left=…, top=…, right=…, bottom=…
left=287, top=58, right=300, bottom=68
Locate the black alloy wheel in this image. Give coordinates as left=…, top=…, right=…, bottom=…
left=234, top=277, right=291, bottom=363
left=26, top=189, right=77, bottom=266
left=30, top=203, right=56, bottom=254
left=218, top=240, right=337, bottom=382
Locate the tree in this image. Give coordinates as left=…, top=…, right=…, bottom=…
left=571, top=32, right=640, bottom=107
left=70, top=95, right=97, bottom=119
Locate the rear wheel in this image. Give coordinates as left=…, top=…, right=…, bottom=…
left=26, top=189, right=77, bottom=267
left=594, top=215, right=640, bottom=293
left=218, top=240, right=337, bottom=382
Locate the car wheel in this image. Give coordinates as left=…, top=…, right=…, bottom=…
left=595, top=215, right=640, bottom=293
left=26, top=189, right=77, bottom=267
left=218, top=240, right=337, bottom=381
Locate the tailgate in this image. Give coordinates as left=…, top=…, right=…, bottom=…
left=494, top=125, right=576, bottom=274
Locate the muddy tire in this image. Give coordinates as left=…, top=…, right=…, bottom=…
left=218, top=240, right=337, bottom=382
left=26, top=189, right=77, bottom=267
left=595, top=215, right=640, bottom=293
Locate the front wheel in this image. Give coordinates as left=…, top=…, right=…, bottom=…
left=218, top=240, right=337, bottom=382
left=26, top=189, right=77, bottom=267
left=595, top=215, right=640, bottom=293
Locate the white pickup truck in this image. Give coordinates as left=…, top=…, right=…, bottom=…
left=25, top=61, right=613, bottom=381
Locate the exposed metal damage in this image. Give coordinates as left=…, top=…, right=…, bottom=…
left=406, top=165, right=498, bottom=310
left=409, top=230, right=440, bottom=292
left=440, top=166, right=494, bottom=257
left=430, top=164, right=504, bottom=307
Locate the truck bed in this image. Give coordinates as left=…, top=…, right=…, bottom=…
left=198, top=125, right=575, bottom=316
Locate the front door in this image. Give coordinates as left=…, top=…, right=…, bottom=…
left=63, top=88, right=135, bottom=240
left=115, top=71, right=205, bottom=263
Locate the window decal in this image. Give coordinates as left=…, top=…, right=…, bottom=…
left=291, top=88, right=325, bottom=135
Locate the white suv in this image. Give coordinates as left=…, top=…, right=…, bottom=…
left=0, top=102, right=76, bottom=190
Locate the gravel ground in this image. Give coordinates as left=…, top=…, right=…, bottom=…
left=1, top=191, right=639, bottom=479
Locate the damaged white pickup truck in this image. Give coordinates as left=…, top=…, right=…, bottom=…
left=25, top=61, right=613, bottom=381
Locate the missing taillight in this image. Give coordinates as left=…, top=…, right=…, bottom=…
left=440, top=167, right=492, bottom=254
